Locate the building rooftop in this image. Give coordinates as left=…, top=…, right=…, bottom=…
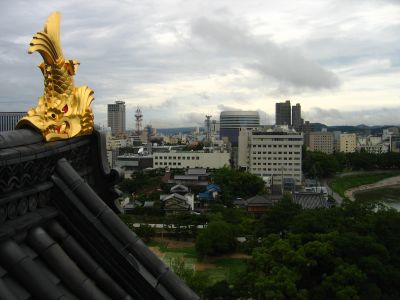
left=293, top=192, right=330, bottom=209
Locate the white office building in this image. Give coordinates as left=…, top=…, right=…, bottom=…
left=238, top=126, right=303, bottom=186
left=153, top=150, right=230, bottom=169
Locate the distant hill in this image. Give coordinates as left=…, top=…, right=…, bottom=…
left=311, top=123, right=397, bottom=135
left=156, top=127, right=201, bottom=135
left=155, top=124, right=397, bottom=136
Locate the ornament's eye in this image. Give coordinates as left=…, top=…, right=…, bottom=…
left=51, top=113, right=56, bottom=119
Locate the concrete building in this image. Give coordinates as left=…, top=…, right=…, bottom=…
left=275, top=100, right=291, bottom=126
left=219, top=110, right=260, bottom=168
left=153, top=150, right=230, bottom=169
left=219, top=111, right=260, bottom=146
left=309, top=131, right=334, bottom=154
left=357, top=136, right=389, bottom=154
left=302, top=120, right=313, bottom=148
left=238, top=126, right=303, bottom=187
left=383, top=127, right=399, bottom=141
left=339, top=133, right=357, bottom=153
left=107, top=100, right=126, bottom=136
left=291, top=103, right=302, bottom=131
left=0, top=112, right=26, bottom=131
left=115, top=154, right=153, bottom=177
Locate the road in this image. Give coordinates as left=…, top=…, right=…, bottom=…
left=320, top=179, right=343, bottom=205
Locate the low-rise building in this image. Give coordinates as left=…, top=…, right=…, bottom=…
left=356, top=136, right=389, bottom=154
left=293, top=192, right=330, bottom=209
left=153, top=150, right=230, bottom=169
left=160, top=193, right=194, bottom=214
left=245, top=195, right=281, bottom=214
left=115, top=154, right=153, bottom=177
left=169, top=168, right=210, bottom=187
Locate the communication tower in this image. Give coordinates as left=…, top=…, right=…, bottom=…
left=135, top=107, right=143, bottom=135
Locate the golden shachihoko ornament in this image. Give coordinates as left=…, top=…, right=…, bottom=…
left=17, top=12, right=94, bottom=142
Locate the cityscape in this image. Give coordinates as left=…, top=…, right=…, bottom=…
left=1, top=1, right=400, bottom=299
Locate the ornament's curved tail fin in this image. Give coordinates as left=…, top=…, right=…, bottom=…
left=28, top=12, right=63, bottom=64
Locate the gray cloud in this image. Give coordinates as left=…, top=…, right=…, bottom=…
left=190, top=17, right=340, bottom=90
left=0, top=0, right=398, bottom=128
left=181, top=112, right=206, bottom=126
left=217, top=104, right=242, bottom=111
left=303, top=107, right=400, bottom=126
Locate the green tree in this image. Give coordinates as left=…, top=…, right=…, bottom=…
left=303, top=151, right=341, bottom=178
left=257, top=193, right=302, bottom=236
left=196, top=220, right=236, bottom=257
left=212, top=167, right=265, bottom=205
left=237, top=199, right=400, bottom=299
left=203, top=280, right=236, bottom=300
left=170, top=257, right=210, bottom=297
left=135, top=224, right=155, bottom=243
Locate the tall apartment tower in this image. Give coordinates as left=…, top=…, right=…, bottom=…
left=0, top=112, right=26, bottom=132
left=107, top=101, right=126, bottom=136
left=275, top=100, right=291, bottom=126
left=292, top=103, right=302, bottom=131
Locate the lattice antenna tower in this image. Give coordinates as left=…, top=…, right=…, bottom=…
left=135, top=107, right=143, bottom=135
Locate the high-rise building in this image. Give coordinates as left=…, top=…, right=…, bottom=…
left=302, top=121, right=313, bottom=148
left=220, top=110, right=260, bottom=168
left=275, top=100, right=291, bottom=126
left=291, top=103, right=302, bottom=131
left=219, top=111, right=260, bottom=146
left=238, top=126, right=303, bottom=187
left=309, top=131, right=334, bottom=154
left=0, top=112, right=26, bottom=132
left=107, top=101, right=126, bottom=136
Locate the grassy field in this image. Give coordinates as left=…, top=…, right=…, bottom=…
left=355, top=186, right=400, bottom=210
left=199, top=257, right=247, bottom=283
left=329, top=171, right=400, bottom=197
left=147, top=239, right=248, bottom=285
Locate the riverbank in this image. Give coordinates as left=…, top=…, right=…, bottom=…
left=329, top=171, right=400, bottom=198
left=345, top=176, right=400, bottom=200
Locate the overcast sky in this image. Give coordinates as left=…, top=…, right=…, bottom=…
left=0, top=0, right=399, bottom=128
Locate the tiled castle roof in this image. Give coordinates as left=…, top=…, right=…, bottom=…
left=0, top=128, right=198, bottom=300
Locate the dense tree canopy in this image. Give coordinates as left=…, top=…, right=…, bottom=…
left=211, top=167, right=265, bottom=204
left=119, top=170, right=161, bottom=194
left=236, top=199, right=400, bottom=299
left=302, top=150, right=400, bottom=178
left=196, top=220, right=237, bottom=257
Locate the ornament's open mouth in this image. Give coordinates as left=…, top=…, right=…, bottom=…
left=45, top=121, right=70, bottom=138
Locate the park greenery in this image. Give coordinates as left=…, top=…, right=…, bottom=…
left=303, top=150, right=400, bottom=178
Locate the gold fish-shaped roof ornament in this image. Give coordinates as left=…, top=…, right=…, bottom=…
left=17, top=12, right=94, bottom=141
